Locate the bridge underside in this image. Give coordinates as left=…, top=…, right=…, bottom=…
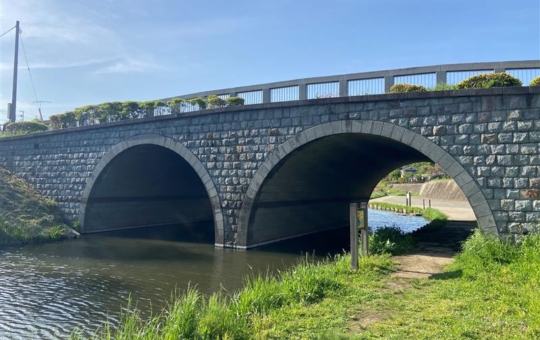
left=247, top=134, right=430, bottom=247
left=83, top=144, right=214, bottom=242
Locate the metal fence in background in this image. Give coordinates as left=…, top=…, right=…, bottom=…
left=446, top=70, right=494, bottom=85
left=237, top=90, right=263, bottom=105
left=307, top=82, right=339, bottom=99
left=270, top=86, right=299, bottom=102
left=348, top=78, right=385, bottom=96
left=164, top=60, right=540, bottom=106
left=394, top=73, right=436, bottom=89
left=506, top=69, right=540, bottom=85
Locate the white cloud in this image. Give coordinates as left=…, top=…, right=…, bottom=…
left=0, top=57, right=118, bottom=71
left=94, top=57, right=160, bottom=74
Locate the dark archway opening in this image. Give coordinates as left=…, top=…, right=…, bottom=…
left=247, top=133, right=431, bottom=248
left=83, top=144, right=214, bottom=243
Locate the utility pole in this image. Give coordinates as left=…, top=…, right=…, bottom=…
left=33, top=101, right=51, bottom=121
left=19, top=110, right=25, bottom=121
left=10, top=21, right=20, bottom=123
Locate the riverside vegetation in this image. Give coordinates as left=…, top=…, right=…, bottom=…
left=0, top=166, right=70, bottom=244
left=70, top=226, right=540, bottom=339
left=74, top=205, right=540, bottom=340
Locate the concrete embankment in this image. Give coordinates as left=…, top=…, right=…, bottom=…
left=371, top=195, right=475, bottom=221
left=390, top=180, right=467, bottom=201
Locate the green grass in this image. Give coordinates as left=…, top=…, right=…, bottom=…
left=70, top=255, right=395, bottom=340
left=356, top=231, right=540, bottom=339
left=369, top=226, right=415, bottom=255
left=73, top=231, right=540, bottom=339
left=0, top=166, right=70, bottom=244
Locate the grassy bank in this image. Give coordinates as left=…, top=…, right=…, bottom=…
left=0, top=166, right=71, bottom=244
left=72, top=230, right=540, bottom=339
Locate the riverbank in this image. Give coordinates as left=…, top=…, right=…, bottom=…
left=371, top=195, right=476, bottom=221
left=71, top=226, right=540, bottom=339
left=0, top=166, right=76, bottom=245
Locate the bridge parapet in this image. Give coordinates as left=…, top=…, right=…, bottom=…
left=166, top=60, right=540, bottom=104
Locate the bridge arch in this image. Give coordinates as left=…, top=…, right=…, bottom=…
left=79, top=134, right=224, bottom=245
left=237, top=120, right=497, bottom=248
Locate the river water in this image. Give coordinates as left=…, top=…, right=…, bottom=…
left=0, top=209, right=427, bottom=339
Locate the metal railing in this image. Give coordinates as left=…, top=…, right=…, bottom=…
left=163, top=60, right=540, bottom=105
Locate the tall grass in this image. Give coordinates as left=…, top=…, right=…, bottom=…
left=369, top=226, right=415, bottom=255
left=0, top=218, right=68, bottom=245
left=71, top=255, right=394, bottom=339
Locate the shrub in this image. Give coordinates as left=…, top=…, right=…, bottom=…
left=431, top=83, right=455, bottom=91
left=187, top=97, right=207, bottom=110
left=455, top=72, right=522, bottom=89
left=369, top=226, right=415, bottom=255
left=225, top=96, right=245, bottom=106
left=5, top=121, right=48, bottom=133
left=531, top=76, right=540, bottom=86
left=48, top=114, right=62, bottom=130
left=207, top=95, right=227, bottom=109
left=167, top=98, right=186, bottom=115
left=389, top=83, right=427, bottom=93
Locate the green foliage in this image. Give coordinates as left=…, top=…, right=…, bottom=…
left=187, top=97, right=207, bottom=110
left=168, top=98, right=186, bottom=115
left=531, top=76, right=540, bottom=86
left=71, top=254, right=389, bottom=339
left=73, top=231, right=540, bottom=339
left=225, top=96, right=245, bottom=106
left=389, top=83, right=428, bottom=93
left=0, top=166, right=69, bottom=244
left=369, top=226, right=415, bottom=255
left=452, top=230, right=520, bottom=274
left=430, top=82, right=455, bottom=91
left=455, top=72, right=522, bottom=89
left=140, top=101, right=155, bottom=118
left=48, top=95, right=244, bottom=132
left=5, top=121, right=48, bottom=134
left=49, top=111, right=76, bottom=129
left=207, top=95, right=227, bottom=109
left=151, top=100, right=168, bottom=116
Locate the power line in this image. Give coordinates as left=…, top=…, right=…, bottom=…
left=19, top=31, right=43, bottom=120
left=0, top=25, right=16, bottom=39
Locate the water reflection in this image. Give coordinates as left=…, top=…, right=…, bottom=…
left=0, top=209, right=427, bottom=339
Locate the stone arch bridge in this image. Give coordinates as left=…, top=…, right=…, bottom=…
left=1, top=62, right=539, bottom=248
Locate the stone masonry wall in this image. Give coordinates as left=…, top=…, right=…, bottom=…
left=0, top=87, right=538, bottom=245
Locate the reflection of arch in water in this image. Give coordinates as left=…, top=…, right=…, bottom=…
left=79, top=134, right=224, bottom=245
left=238, top=120, right=496, bottom=248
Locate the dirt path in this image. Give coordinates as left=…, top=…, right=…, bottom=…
left=370, top=195, right=476, bottom=278
left=391, top=221, right=475, bottom=279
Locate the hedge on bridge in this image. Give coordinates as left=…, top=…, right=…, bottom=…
left=48, top=96, right=245, bottom=130
left=455, top=72, right=522, bottom=89
left=5, top=121, right=48, bottom=134
left=389, top=83, right=428, bottom=93
left=531, top=76, right=540, bottom=87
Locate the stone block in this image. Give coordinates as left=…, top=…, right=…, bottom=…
left=515, top=200, right=533, bottom=212
left=481, top=134, right=497, bottom=144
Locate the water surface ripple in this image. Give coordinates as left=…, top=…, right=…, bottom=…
left=0, top=209, right=427, bottom=339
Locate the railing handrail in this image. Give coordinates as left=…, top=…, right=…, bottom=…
left=162, top=60, right=540, bottom=103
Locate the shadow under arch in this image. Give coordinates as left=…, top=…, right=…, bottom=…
left=79, top=134, right=225, bottom=246
left=237, top=120, right=497, bottom=249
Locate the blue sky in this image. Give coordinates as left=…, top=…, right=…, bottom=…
left=1, top=0, right=539, bottom=122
